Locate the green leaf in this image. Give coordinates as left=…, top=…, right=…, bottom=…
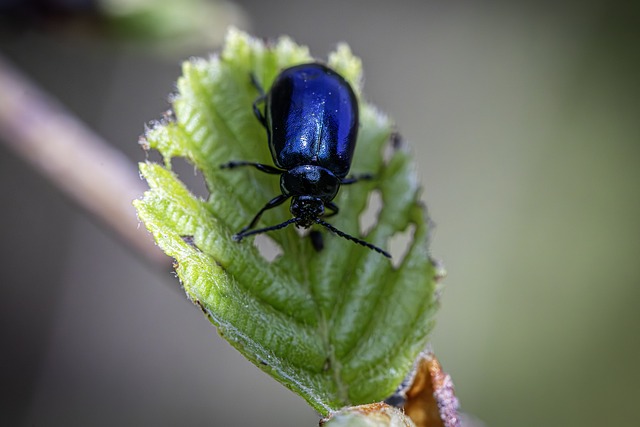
left=134, top=28, right=440, bottom=415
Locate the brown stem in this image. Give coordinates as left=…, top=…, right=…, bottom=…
left=0, top=54, right=167, bottom=267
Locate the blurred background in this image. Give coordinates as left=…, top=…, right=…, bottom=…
left=1, top=0, right=639, bottom=426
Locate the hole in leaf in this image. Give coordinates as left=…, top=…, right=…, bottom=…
left=293, top=225, right=307, bottom=237
left=253, top=234, right=283, bottom=262
left=171, top=157, right=210, bottom=200
left=142, top=146, right=164, bottom=164
left=388, top=223, right=416, bottom=268
left=359, top=189, right=383, bottom=236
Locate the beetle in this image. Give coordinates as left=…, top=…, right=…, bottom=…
left=221, top=63, right=390, bottom=258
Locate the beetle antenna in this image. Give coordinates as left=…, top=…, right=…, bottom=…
left=316, top=219, right=391, bottom=259
left=234, top=218, right=299, bottom=241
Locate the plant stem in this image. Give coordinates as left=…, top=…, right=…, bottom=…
left=0, top=54, right=167, bottom=267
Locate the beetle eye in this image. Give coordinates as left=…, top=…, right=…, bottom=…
left=323, top=182, right=338, bottom=197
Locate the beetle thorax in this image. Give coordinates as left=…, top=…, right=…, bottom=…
left=280, top=165, right=340, bottom=201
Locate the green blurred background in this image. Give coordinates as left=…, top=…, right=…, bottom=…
left=1, top=0, right=638, bottom=426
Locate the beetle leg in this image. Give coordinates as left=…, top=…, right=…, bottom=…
left=324, top=202, right=340, bottom=218
left=236, top=194, right=290, bottom=238
left=250, top=74, right=268, bottom=129
left=220, top=161, right=283, bottom=175
left=252, top=95, right=267, bottom=129
left=250, top=73, right=266, bottom=96
left=341, top=173, right=374, bottom=185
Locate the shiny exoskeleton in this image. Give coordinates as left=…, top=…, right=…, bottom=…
left=221, top=63, right=390, bottom=258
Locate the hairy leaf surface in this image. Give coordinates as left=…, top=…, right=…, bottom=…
left=134, top=28, right=439, bottom=414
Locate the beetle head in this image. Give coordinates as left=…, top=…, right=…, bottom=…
left=290, top=196, right=324, bottom=228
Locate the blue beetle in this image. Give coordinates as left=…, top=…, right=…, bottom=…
left=221, top=63, right=390, bottom=258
